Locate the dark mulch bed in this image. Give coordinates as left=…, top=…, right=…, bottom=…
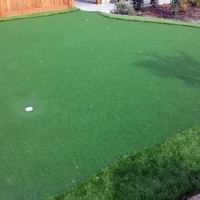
left=137, top=3, right=200, bottom=22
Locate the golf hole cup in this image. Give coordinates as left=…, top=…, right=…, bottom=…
left=25, top=107, right=33, bottom=112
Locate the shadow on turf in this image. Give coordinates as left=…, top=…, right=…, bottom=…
left=134, top=51, right=200, bottom=87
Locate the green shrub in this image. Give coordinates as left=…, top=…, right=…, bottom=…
left=188, top=0, right=200, bottom=6
left=170, top=0, right=183, bottom=14
left=131, top=0, right=144, bottom=10
left=150, top=0, right=158, bottom=8
left=180, top=1, right=188, bottom=12
left=114, top=1, right=136, bottom=15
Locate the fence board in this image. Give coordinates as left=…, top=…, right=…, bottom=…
left=0, top=0, right=72, bottom=17
left=0, top=0, right=5, bottom=17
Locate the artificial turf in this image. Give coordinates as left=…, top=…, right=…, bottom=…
left=0, top=10, right=200, bottom=200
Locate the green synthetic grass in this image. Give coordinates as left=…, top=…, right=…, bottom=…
left=47, top=125, right=200, bottom=200
left=0, top=10, right=200, bottom=200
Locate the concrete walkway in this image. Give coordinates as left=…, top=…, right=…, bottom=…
left=75, top=0, right=170, bottom=13
left=75, top=0, right=115, bottom=13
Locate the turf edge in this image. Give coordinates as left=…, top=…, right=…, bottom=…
left=46, top=125, right=200, bottom=200
left=98, top=12, right=200, bottom=28
left=0, top=7, right=80, bottom=22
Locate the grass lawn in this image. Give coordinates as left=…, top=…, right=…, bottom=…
left=0, top=10, right=200, bottom=200
left=47, top=125, right=200, bottom=200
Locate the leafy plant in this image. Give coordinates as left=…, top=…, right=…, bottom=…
left=188, top=0, right=200, bottom=7
left=180, top=1, right=188, bottom=11
left=170, top=0, right=183, bottom=14
left=130, top=0, right=144, bottom=10
left=150, top=0, right=158, bottom=8
left=114, top=1, right=136, bottom=15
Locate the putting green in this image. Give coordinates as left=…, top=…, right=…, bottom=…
left=0, top=11, right=200, bottom=200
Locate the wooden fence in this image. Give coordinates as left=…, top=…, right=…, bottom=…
left=0, top=0, right=74, bottom=17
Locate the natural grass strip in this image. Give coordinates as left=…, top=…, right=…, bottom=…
left=0, top=7, right=80, bottom=22
left=47, top=125, right=200, bottom=200
left=98, top=12, right=200, bottom=28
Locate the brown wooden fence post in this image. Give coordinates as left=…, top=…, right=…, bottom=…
left=96, top=0, right=101, bottom=4
left=69, top=0, right=74, bottom=8
left=0, top=0, right=5, bottom=17
left=71, top=0, right=74, bottom=7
